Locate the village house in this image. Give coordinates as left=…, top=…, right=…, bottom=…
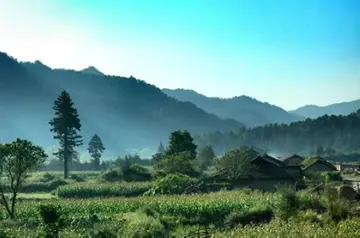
left=232, top=154, right=303, bottom=191
left=301, top=156, right=337, bottom=175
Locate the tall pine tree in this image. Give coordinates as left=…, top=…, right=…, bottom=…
left=88, top=134, right=106, bottom=170
left=49, top=90, right=82, bottom=178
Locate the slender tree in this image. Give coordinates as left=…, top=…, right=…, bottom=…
left=49, top=90, right=82, bottom=179
left=157, top=142, right=165, bottom=154
left=197, top=145, right=216, bottom=170
left=88, top=134, right=106, bottom=170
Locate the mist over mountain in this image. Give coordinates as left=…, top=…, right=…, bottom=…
left=162, top=88, right=304, bottom=127
left=0, top=52, right=244, bottom=156
left=290, top=100, right=360, bottom=118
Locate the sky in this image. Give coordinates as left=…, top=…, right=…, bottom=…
left=0, top=0, right=359, bottom=110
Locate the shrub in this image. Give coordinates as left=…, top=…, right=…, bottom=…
left=225, top=207, right=274, bottom=227
left=321, top=171, right=343, bottom=183
left=18, top=179, right=68, bottom=193
left=39, top=172, right=57, bottom=183
left=101, top=169, right=122, bottom=182
left=119, top=212, right=166, bottom=238
left=298, top=190, right=326, bottom=213
left=36, top=204, right=64, bottom=238
left=57, top=182, right=152, bottom=198
left=69, top=174, right=86, bottom=183
left=274, top=186, right=300, bottom=221
left=122, top=164, right=152, bottom=182
left=144, top=173, right=198, bottom=196
left=323, top=185, right=350, bottom=223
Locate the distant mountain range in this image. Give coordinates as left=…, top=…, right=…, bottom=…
left=290, top=100, right=360, bottom=118
left=0, top=52, right=243, bottom=155
left=1, top=51, right=358, bottom=154
left=162, top=89, right=304, bottom=127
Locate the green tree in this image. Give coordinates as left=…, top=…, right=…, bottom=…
left=157, top=151, right=199, bottom=177
left=0, top=139, right=47, bottom=219
left=49, top=90, right=83, bottom=179
left=197, top=145, right=216, bottom=170
left=151, top=153, right=163, bottom=168
left=88, top=134, right=106, bottom=170
left=214, top=147, right=258, bottom=181
left=157, top=142, right=165, bottom=154
left=165, top=130, right=197, bottom=159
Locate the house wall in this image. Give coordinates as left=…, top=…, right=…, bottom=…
left=305, top=162, right=336, bottom=174
left=233, top=179, right=297, bottom=192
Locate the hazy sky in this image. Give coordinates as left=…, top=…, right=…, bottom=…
left=1, top=0, right=359, bottom=110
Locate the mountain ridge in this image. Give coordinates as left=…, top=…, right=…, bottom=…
left=162, top=88, right=304, bottom=127
left=0, top=52, right=244, bottom=155
left=290, top=99, right=360, bottom=118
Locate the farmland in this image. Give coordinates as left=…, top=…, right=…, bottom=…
left=1, top=170, right=360, bottom=237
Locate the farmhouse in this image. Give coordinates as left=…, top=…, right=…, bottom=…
left=282, top=154, right=305, bottom=166
left=301, top=156, right=337, bottom=174
left=233, top=155, right=303, bottom=191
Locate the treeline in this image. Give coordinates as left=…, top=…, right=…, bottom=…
left=41, top=154, right=152, bottom=171
left=195, top=110, right=360, bottom=156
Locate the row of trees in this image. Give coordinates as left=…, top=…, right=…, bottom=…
left=150, top=130, right=259, bottom=181
left=195, top=111, right=360, bottom=156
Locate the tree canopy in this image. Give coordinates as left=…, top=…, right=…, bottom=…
left=165, top=130, right=197, bottom=159
left=88, top=134, right=106, bottom=170
left=214, top=146, right=259, bottom=181
left=0, top=139, right=47, bottom=218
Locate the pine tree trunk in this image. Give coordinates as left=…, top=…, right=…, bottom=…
left=64, top=136, right=69, bottom=179
left=64, top=155, right=69, bottom=179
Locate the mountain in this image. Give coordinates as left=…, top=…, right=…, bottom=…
left=290, top=100, right=360, bottom=118
left=81, top=66, right=104, bottom=76
left=162, top=88, right=304, bottom=127
left=0, top=52, right=244, bottom=155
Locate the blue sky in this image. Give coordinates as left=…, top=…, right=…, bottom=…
left=0, top=0, right=359, bottom=110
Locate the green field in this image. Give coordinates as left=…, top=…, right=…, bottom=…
left=1, top=170, right=360, bottom=237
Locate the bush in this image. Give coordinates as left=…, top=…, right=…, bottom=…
left=18, top=179, right=68, bottom=193
left=119, top=212, right=167, bottom=238
left=274, top=186, right=300, bottom=221
left=36, top=204, right=64, bottom=238
left=57, top=182, right=152, bottom=198
left=38, top=172, right=57, bottom=183
left=122, top=164, right=152, bottom=182
left=101, top=169, right=122, bottom=182
left=323, top=185, right=350, bottom=223
left=225, top=207, right=274, bottom=227
left=321, top=171, right=343, bottom=183
left=144, top=173, right=198, bottom=196
left=69, top=174, right=86, bottom=183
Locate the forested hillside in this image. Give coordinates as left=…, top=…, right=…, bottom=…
left=0, top=52, right=243, bottom=153
left=163, top=88, right=303, bottom=127
left=195, top=110, right=360, bottom=156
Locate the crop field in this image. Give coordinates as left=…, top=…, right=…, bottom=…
left=1, top=170, right=360, bottom=237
